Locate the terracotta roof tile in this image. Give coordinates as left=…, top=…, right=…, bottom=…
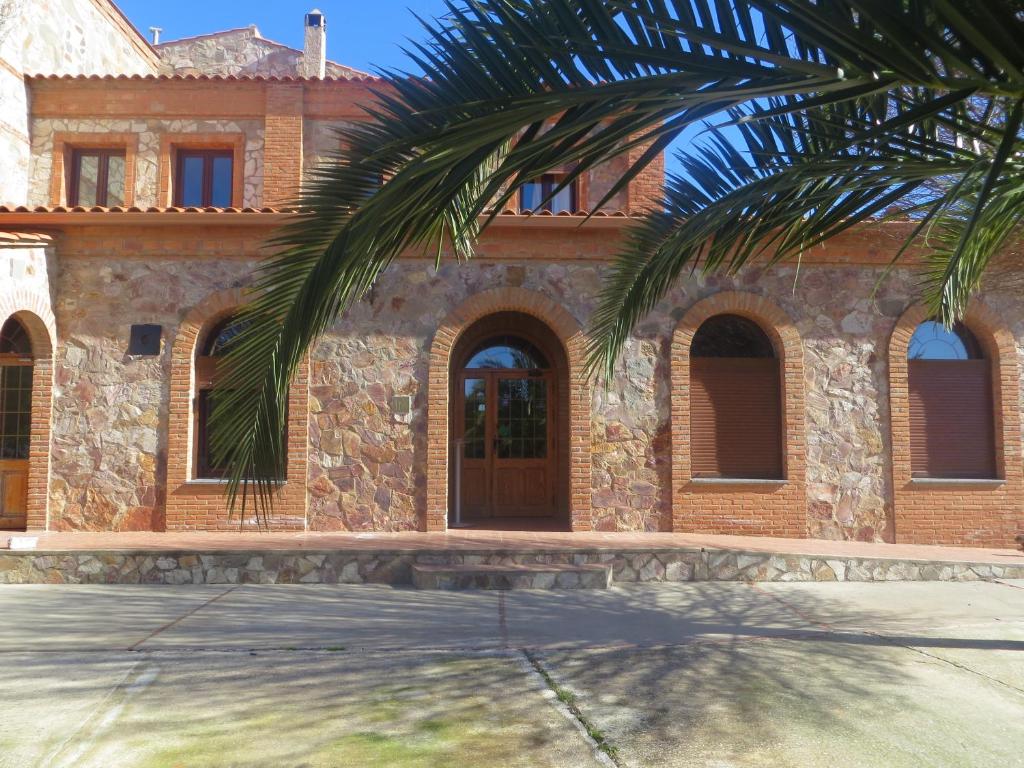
left=0, top=230, right=54, bottom=244
left=0, top=204, right=641, bottom=217
left=26, top=72, right=379, bottom=83
left=493, top=207, right=634, bottom=217
left=0, top=205, right=297, bottom=214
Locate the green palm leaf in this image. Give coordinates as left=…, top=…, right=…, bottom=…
left=212, top=0, right=1024, bottom=521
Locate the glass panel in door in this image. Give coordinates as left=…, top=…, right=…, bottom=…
left=459, top=377, right=489, bottom=517
left=493, top=375, right=553, bottom=517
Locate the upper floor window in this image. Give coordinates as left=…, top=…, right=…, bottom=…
left=519, top=173, right=579, bottom=213
left=69, top=148, right=126, bottom=207
left=907, top=320, right=995, bottom=478
left=689, top=314, right=783, bottom=479
left=175, top=149, right=233, bottom=208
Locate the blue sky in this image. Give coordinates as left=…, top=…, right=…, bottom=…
left=116, top=0, right=451, bottom=74
left=116, top=0, right=700, bottom=176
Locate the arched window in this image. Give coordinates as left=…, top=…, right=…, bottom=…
left=194, top=315, right=248, bottom=478
left=464, top=336, right=550, bottom=370
left=1, top=318, right=33, bottom=530
left=0, top=318, right=32, bottom=462
left=690, top=314, right=782, bottom=479
left=907, top=320, right=995, bottom=478
left=0, top=318, right=31, bottom=355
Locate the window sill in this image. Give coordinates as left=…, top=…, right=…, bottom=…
left=908, top=478, right=1004, bottom=487
left=183, top=479, right=287, bottom=487
left=688, top=477, right=788, bottom=487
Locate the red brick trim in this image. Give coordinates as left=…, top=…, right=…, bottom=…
left=670, top=291, right=807, bottom=537
left=263, top=84, right=304, bottom=207
left=49, top=132, right=139, bottom=207
left=888, top=303, right=1023, bottom=547
left=426, top=287, right=592, bottom=532
left=0, top=288, right=56, bottom=531
left=165, top=288, right=309, bottom=530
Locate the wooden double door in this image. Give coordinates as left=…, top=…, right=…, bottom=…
left=456, top=369, right=557, bottom=520
left=0, top=362, right=31, bottom=530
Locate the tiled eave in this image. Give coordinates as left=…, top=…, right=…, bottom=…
left=0, top=207, right=640, bottom=230
left=0, top=230, right=55, bottom=248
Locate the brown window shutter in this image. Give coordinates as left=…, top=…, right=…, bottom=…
left=690, top=358, right=783, bottom=479
left=908, top=359, right=996, bottom=478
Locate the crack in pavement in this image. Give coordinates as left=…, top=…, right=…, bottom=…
left=522, top=649, right=622, bottom=768
left=126, top=585, right=238, bottom=650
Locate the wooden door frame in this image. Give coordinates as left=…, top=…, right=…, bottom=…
left=453, top=368, right=558, bottom=520
left=450, top=323, right=563, bottom=523
left=0, top=352, right=33, bottom=530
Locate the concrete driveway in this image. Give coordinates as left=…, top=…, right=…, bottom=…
left=1, top=580, right=1022, bottom=767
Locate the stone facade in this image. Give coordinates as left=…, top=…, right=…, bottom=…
left=28, top=117, right=264, bottom=208
left=0, top=0, right=157, bottom=205
left=23, top=220, right=1024, bottom=548
left=155, top=25, right=365, bottom=80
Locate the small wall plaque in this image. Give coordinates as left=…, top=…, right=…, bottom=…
left=129, top=324, right=162, bottom=356
left=391, top=395, right=412, bottom=416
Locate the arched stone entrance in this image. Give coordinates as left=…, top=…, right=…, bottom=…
left=426, top=288, right=592, bottom=532
left=449, top=312, right=568, bottom=529
left=0, top=308, right=53, bottom=531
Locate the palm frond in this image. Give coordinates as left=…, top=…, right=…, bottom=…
left=211, top=0, right=1024, bottom=520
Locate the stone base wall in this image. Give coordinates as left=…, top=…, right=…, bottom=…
left=2, top=547, right=1021, bottom=585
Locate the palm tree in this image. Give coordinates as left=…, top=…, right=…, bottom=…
left=213, top=0, right=1024, bottom=516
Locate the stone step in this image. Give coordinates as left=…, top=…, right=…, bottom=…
left=411, top=562, right=612, bottom=590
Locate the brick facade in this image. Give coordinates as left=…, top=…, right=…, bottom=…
left=670, top=292, right=807, bottom=537
left=164, top=288, right=309, bottom=531
left=888, top=302, right=1023, bottom=547
left=426, top=287, right=593, bottom=532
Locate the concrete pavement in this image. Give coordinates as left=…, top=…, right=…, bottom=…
left=1, top=581, right=1022, bottom=766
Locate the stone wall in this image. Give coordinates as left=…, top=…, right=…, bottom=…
left=0, top=0, right=156, bottom=205
left=28, top=118, right=264, bottom=207
left=304, top=259, right=920, bottom=537
left=34, top=224, right=1024, bottom=545
left=48, top=253, right=263, bottom=530
left=156, top=26, right=364, bottom=79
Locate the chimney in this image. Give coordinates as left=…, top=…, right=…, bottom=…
left=302, top=9, right=326, bottom=79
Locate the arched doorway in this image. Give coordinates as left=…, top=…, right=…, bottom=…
left=449, top=312, right=569, bottom=530
left=0, top=317, right=33, bottom=530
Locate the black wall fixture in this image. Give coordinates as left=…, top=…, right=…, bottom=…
left=129, top=324, right=162, bottom=356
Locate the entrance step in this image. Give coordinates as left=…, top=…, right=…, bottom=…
left=412, top=562, right=612, bottom=590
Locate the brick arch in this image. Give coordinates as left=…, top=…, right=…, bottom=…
left=0, top=289, right=56, bottom=358
left=670, top=291, right=807, bottom=536
left=0, top=294, right=56, bottom=531
left=888, top=302, right=1022, bottom=546
left=426, top=287, right=592, bottom=531
left=166, top=288, right=309, bottom=531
